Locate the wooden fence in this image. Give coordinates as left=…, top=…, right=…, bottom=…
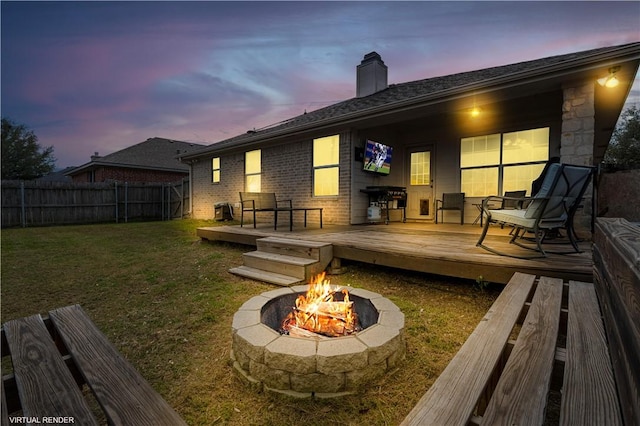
left=1, top=179, right=190, bottom=228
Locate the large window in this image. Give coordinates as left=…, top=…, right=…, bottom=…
left=212, top=157, right=220, bottom=183
left=245, top=150, right=261, bottom=192
left=461, top=128, right=549, bottom=197
left=313, top=135, right=340, bottom=196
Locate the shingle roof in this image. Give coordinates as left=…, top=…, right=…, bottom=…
left=68, top=137, right=206, bottom=175
left=181, top=41, right=640, bottom=159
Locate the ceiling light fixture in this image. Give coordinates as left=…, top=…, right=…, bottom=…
left=470, top=96, right=482, bottom=118
left=597, top=66, right=621, bottom=88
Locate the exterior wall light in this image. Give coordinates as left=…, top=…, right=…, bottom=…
left=597, top=66, right=621, bottom=88
left=470, top=106, right=482, bottom=117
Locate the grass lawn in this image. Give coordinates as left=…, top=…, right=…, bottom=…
left=1, top=220, right=500, bottom=425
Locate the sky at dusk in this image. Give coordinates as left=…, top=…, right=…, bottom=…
left=2, top=1, right=639, bottom=169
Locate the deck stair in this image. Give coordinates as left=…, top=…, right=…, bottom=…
left=229, top=237, right=333, bottom=286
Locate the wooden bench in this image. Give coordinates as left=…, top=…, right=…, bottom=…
left=239, top=192, right=322, bottom=231
left=1, top=304, right=186, bottom=425
left=593, top=218, right=640, bottom=425
left=401, top=272, right=624, bottom=425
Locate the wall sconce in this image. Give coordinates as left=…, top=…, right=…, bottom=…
left=470, top=106, right=482, bottom=117
left=597, top=66, right=621, bottom=88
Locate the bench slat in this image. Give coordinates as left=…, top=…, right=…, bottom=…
left=3, top=315, right=99, bottom=424
left=480, top=275, right=563, bottom=425
left=2, top=365, right=12, bottom=426
left=401, top=272, right=536, bottom=426
left=560, top=281, right=622, bottom=426
left=240, top=192, right=277, bottom=210
left=49, top=305, right=186, bottom=426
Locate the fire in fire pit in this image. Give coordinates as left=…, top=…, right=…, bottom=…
left=280, top=272, right=359, bottom=337
left=231, top=273, right=406, bottom=398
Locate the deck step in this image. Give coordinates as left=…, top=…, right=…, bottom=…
left=229, top=237, right=334, bottom=286
left=229, top=266, right=303, bottom=286
left=243, top=251, right=317, bottom=279
left=257, top=237, right=332, bottom=261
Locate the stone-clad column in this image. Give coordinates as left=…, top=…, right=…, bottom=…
left=561, top=82, right=596, bottom=235
left=561, top=83, right=595, bottom=166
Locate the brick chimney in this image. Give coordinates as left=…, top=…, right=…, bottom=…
left=357, top=52, right=388, bottom=98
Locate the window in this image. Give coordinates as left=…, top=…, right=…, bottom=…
left=410, top=151, right=431, bottom=185
left=212, top=157, right=220, bottom=183
left=245, top=150, right=261, bottom=192
left=461, top=128, right=549, bottom=197
left=313, top=135, right=340, bottom=196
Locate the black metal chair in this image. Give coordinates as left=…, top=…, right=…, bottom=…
left=435, top=193, right=465, bottom=225
left=476, top=164, right=594, bottom=258
left=501, top=190, right=527, bottom=209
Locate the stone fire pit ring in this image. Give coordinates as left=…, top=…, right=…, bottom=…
left=231, top=285, right=405, bottom=398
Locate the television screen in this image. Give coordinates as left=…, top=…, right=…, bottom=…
left=363, top=140, right=393, bottom=175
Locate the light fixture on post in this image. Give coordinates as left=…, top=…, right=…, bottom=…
left=597, top=66, right=621, bottom=88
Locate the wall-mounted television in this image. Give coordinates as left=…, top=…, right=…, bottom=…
left=363, top=140, right=393, bottom=175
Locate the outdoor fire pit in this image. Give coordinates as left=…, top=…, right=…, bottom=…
left=231, top=274, right=405, bottom=398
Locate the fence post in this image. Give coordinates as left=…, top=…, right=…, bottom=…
left=114, top=182, right=119, bottom=223
left=160, top=184, right=164, bottom=221
left=20, top=181, right=26, bottom=227
left=181, top=179, right=185, bottom=218
left=125, top=182, right=129, bottom=223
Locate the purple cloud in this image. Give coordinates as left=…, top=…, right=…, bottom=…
left=1, top=1, right=638, bottom=168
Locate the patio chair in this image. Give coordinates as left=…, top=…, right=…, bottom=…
left=499, top=190, right=527, bottom=232
left=501, top=190, right=527, bottom=209
left=435, top=193, right=465, bottom=225
left=476, top=163, right=594, bottom=258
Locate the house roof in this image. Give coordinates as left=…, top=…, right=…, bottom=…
left=181, top=41, right=640, bottom=160
left=67, top=137, right=206, bottom=176
left=36, top=167, right=75, bottom=182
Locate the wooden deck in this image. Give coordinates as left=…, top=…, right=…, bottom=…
left=197, top=222, right=593, bottom=284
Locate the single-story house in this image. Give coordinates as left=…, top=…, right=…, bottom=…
left=67, top=137, right=205, bottom=183
left=180, top=42, right=640, bottom=232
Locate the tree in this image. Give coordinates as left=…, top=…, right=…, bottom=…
left=603, top=106, right=640, bottom=170
left=1, top=118, right=56, bottom=180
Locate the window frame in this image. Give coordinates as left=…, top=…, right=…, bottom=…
left=244, top=149, right=261, bottom=192
left=312, top=135, right=340, bottom=197
left=460, top=127, right=549, bottom=197
left=211, top=157, right=220, bottom=184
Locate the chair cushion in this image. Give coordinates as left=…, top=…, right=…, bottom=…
left=524, top=164, right=592, bottom=221
left=490, top=209, right=536, bottom=228
left=525, top=163, right=561, bottom=219
left=490, top=209, right=569, bottom=231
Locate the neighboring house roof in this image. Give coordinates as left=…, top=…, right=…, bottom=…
left=181, top=41, right=640, bottom=160
left=67, top=137, right=206, bottom=176
left=36, top=167, right=75, bottom=182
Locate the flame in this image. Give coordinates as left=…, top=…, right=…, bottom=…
left=281, top=272, right=359, bottom=337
